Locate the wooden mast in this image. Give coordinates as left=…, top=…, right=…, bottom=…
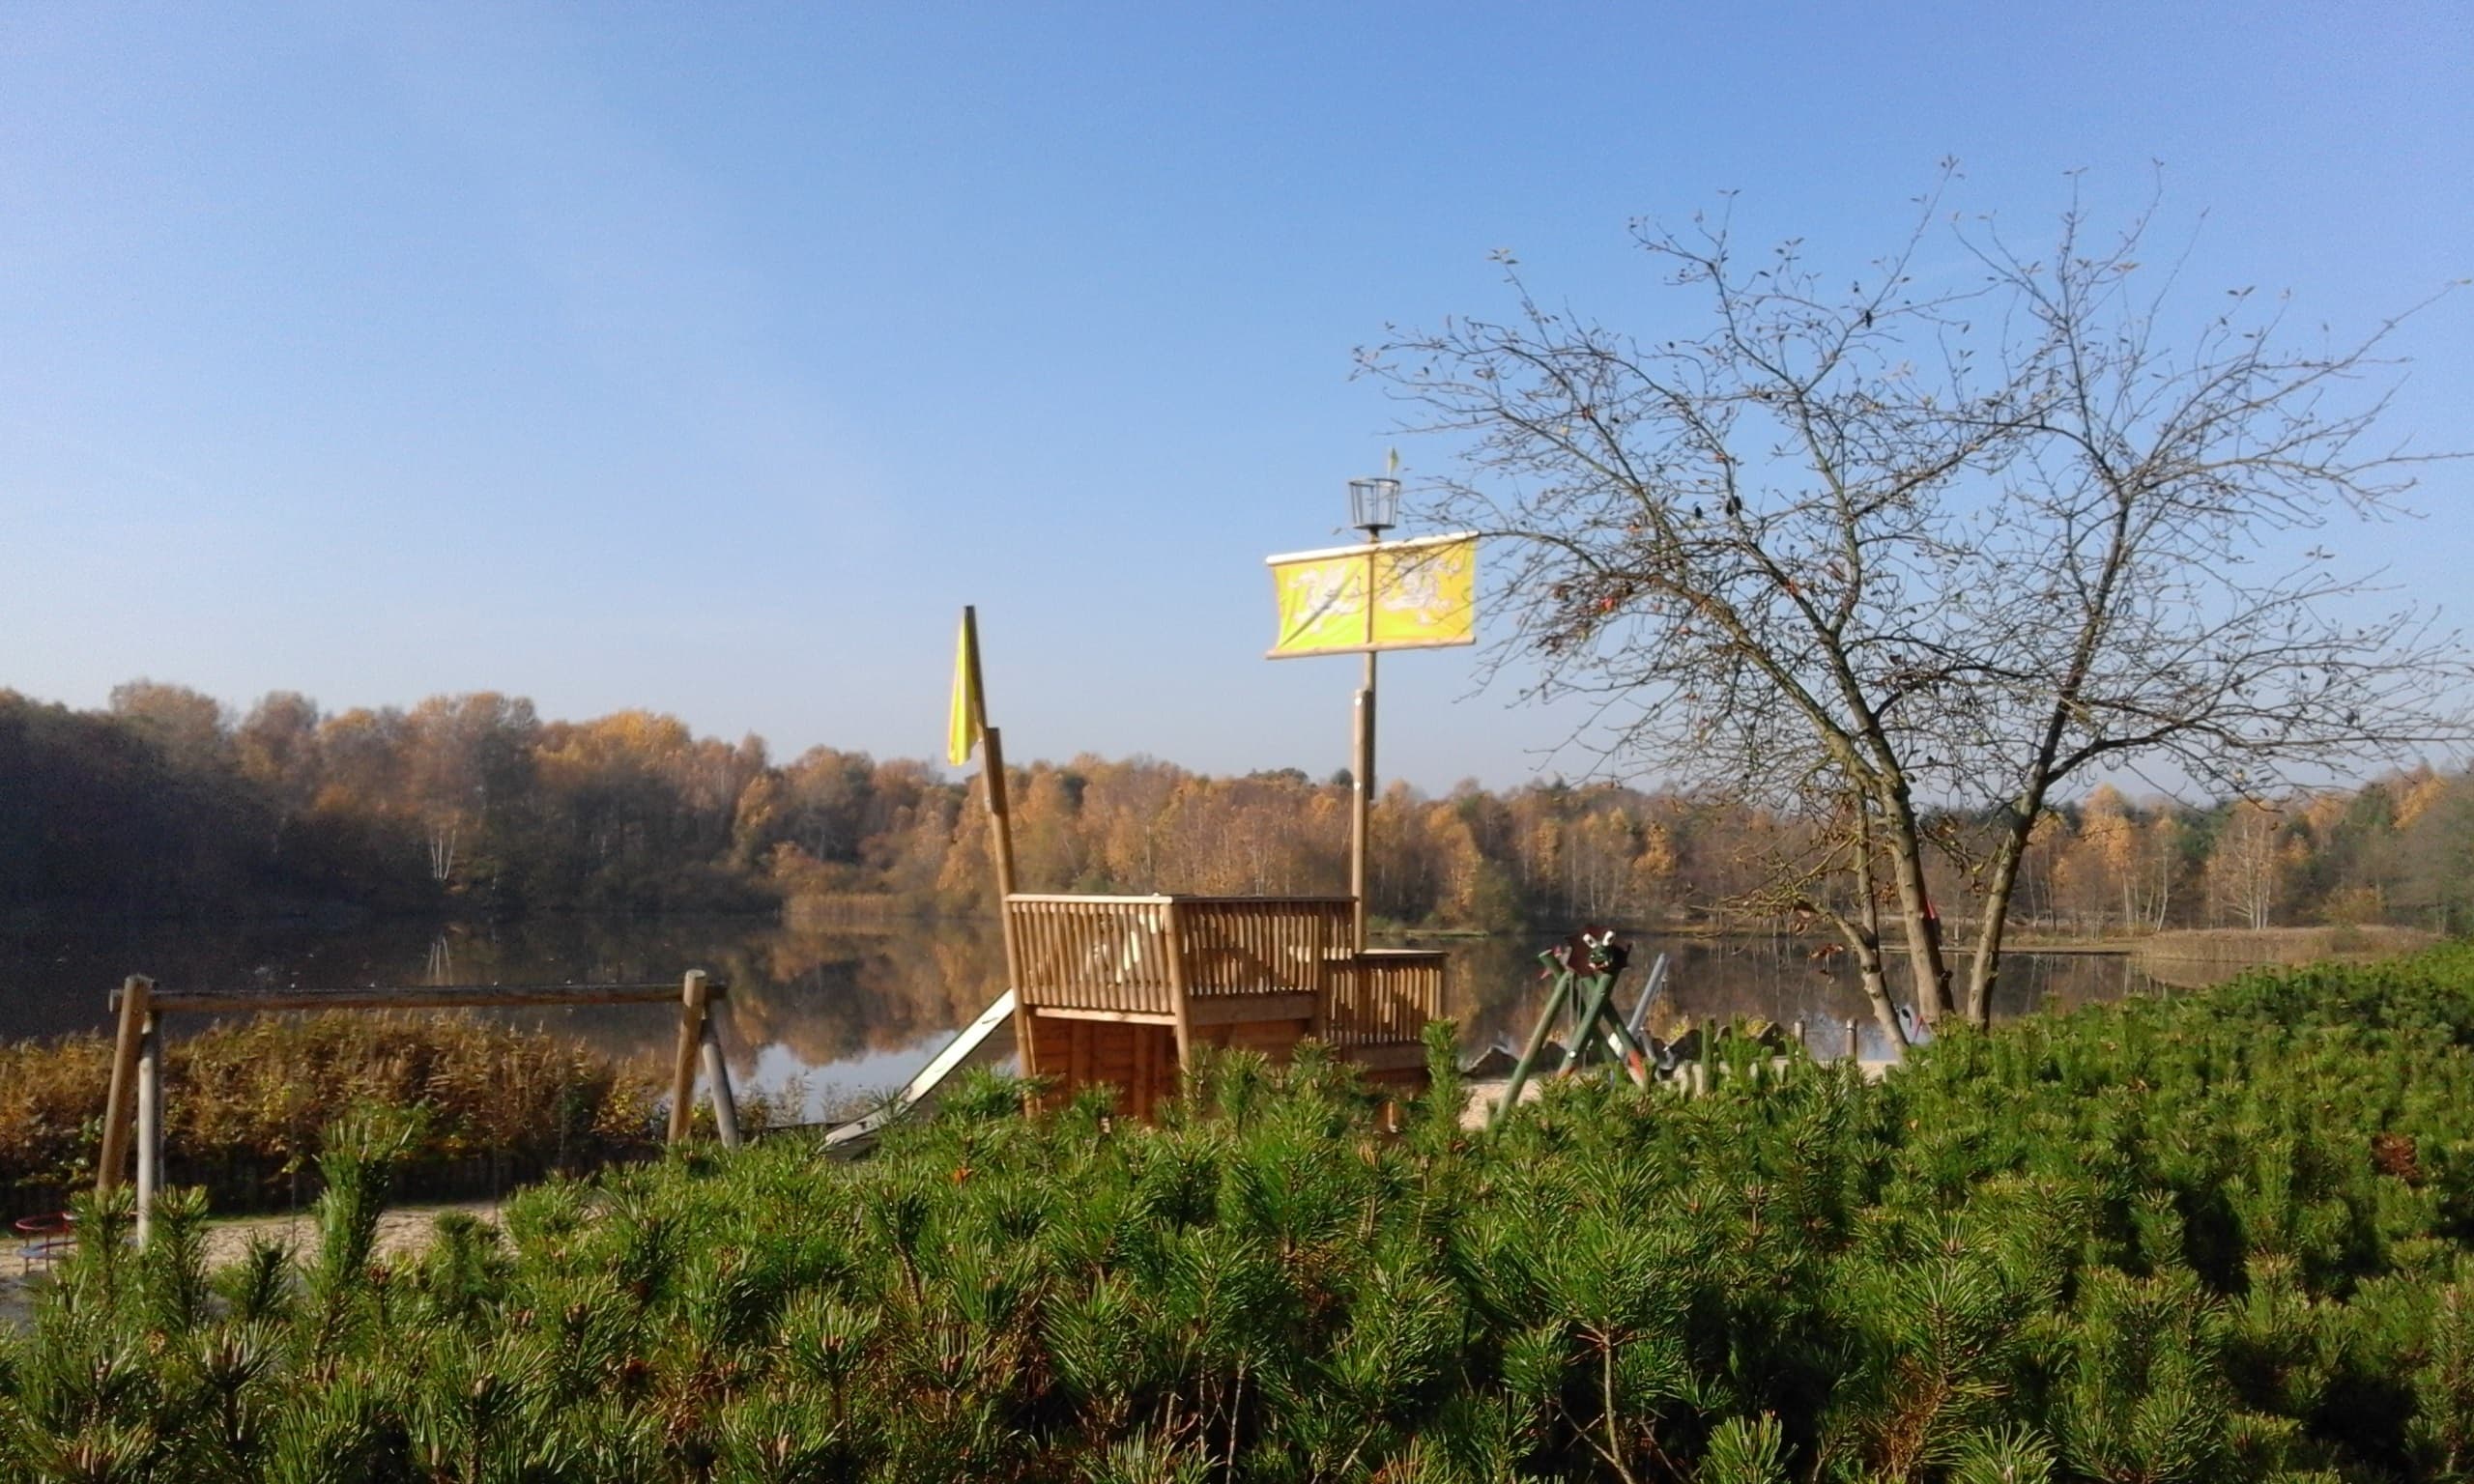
left=963, top=607, right=1019, bottom=899
left=1349, top=531, right=1380, bottom=954
left=961, top=606, right=1029, bottom=1071
left=1351, top=655, right=1375, bottom=953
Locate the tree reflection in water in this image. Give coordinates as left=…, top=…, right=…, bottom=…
left=2, top=915, right=2154, bottom=1113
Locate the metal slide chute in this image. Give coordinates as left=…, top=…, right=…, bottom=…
left=820, top=989, right=1017, bottom=1152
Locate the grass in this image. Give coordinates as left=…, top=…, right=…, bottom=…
left=15, top=950, right=2474, bottom=1478
left=2138, top=925, right=2441, bottom=964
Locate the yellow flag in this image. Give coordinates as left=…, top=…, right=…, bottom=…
left=1266, top=533, right=1478, bottom=658
left=947, top=610, right=984, bottom=766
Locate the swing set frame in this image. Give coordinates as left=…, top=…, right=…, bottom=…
left=1489, top=935, right=1673, bottom=1128
left=95, top=971, right=740, bottom=1246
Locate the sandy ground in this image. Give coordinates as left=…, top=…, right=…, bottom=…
left=189, top=1200, right=503, bottom=1271
left=1458, top=1057, right=1894, bottom=1126
left=3, top=1201, right=500, bottom=1329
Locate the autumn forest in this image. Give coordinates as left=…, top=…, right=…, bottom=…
left=6, top=681, right=2472, bottom=939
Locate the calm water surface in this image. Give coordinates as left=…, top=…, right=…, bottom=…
left=0, top=914, right=2166, bottom=1117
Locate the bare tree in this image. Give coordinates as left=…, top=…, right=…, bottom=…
left=2206, top=799, right=2288, bottom=929
left=1929, top=199, right=2468, bottom=1017
left=1360, top=167, right=2466, bottom=1025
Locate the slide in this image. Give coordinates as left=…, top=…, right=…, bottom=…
left=1619, top=953, right=1671, bottom=1044
left=821, top=989, right=1017, bottom=1151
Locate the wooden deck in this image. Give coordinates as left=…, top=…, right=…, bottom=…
left=1004, top=894, right=1445, bottom=1113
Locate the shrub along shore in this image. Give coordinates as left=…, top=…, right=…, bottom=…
left=14, top=951, right=2474, bottom=1480
left=0, top=1014, right=788, bottom=1220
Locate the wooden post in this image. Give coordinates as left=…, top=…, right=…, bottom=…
left=668, top=970, right=708, bottom=1145
left=1349, top=527, right=1382, bottom=956
left=980, top=744, right=1018, bottom=900
left=99, top=976, right=151, bottom=1195
left=963, top=607, right=1032, bottom=1084
left=1165, top=899, right=1194, bottom=1072
left=135, top=1011, right=161, bottom=1247
left=699, top=1013, right=741, bottom=1149
left=1308, top=904, right=1334, bottom=1044
left=984, top=725, right=1034, bottom=1078
left=1349, top=679, right=1375, bottom=953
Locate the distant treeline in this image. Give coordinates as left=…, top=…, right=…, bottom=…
left=6, top=682, right=2473, bottom=933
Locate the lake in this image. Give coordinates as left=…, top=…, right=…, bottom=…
left=0, top=913, right=2166, bottom=1120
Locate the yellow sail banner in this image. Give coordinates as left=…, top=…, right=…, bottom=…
left=947, top=609, right=985, bottom=765
left=1266, top=533, right=1477, bottom=658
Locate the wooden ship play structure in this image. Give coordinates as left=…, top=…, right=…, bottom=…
left=988, top=481, right=1472, bottom=1116
left=832, top=478, right=1478, bottom=1141
left=1006, top=894, right=1446, bottom=1117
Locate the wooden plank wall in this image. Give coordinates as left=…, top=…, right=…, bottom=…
left=1023, top=1012, right=1179, bottom=1119
left=1189, top=1014, right=1312, bottom=1061
left=1009, top=896, right=1440, bottom=1116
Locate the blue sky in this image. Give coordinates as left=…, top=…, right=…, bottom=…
left=3, top=3, right=2467, bottom=790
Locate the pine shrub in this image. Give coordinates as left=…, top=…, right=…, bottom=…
left=18, top=947, right=2474, bottom=1477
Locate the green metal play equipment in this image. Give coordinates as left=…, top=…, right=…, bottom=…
left=1490, top=928, right=1679, bottom=1128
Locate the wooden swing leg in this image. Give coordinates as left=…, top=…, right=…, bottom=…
left=668, top=970, right=708, bottom=1146
left=98, top=976, right=152, bottom=1195
left=700, top=1013, right=742, bottom=1149
left=135, top=1013, right=161, bottom=1248
left=1586, top=989, right=1654, bottom=1088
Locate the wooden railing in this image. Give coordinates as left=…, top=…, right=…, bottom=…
left=1323, top=949, right=1448, bottom=1047
left=1005, top=895, right=1440, bottom=1049
left=1005, top=895, right=1355, bottom=1016
left=1173, top=897, right=1351, bottom=1003
left=1006, top=896, right=1180, bottom=1016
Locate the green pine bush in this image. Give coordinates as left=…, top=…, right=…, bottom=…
left=18, top=946, right=2474, bottom=1478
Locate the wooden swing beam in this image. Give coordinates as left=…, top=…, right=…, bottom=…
left=97, top=971, right=738, bottom=1246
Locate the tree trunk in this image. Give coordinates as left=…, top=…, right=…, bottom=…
left=1964, top=813, right=2035, bottom=1027
left=1855, top=945, right=1904, bottom=1054
left=1819, top=889, right=1906, bottom=1055
left=1879, top=788, right=1954, bottom=1019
